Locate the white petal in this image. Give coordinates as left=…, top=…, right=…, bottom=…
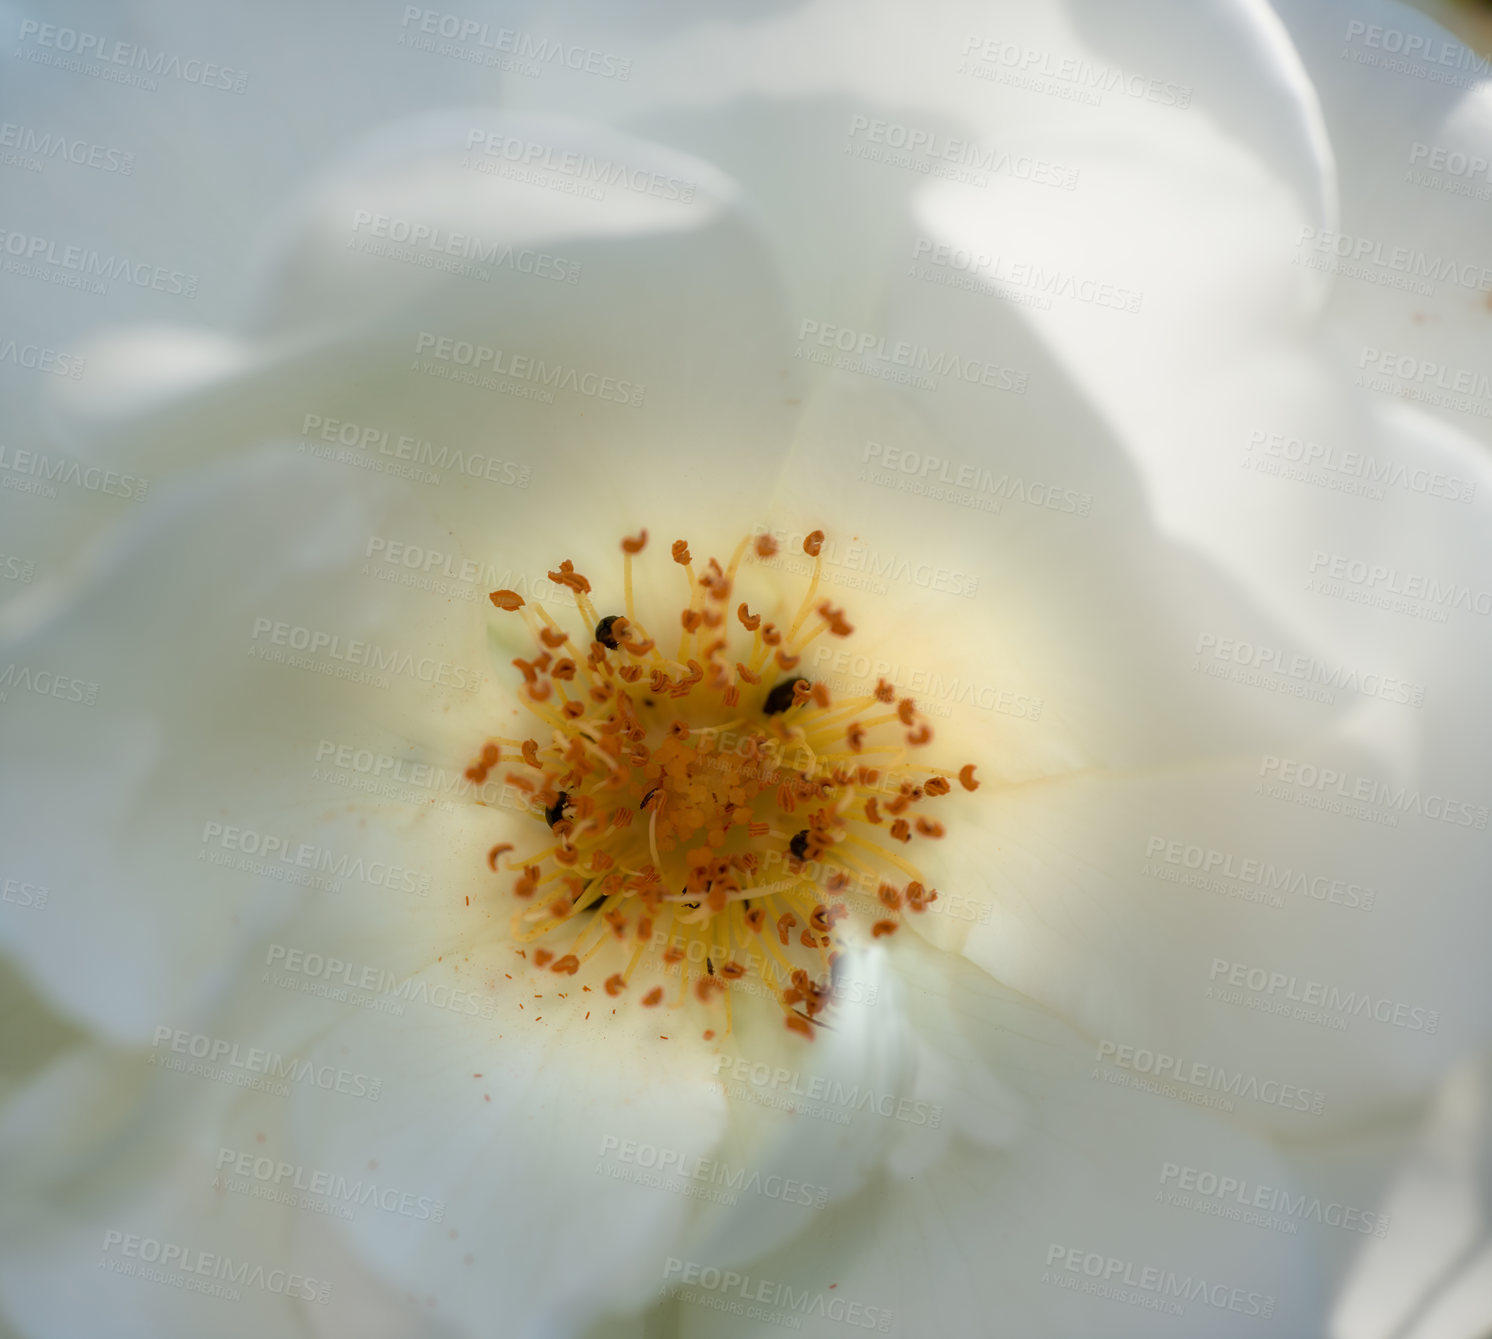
left=1270, top=0, right=1492, bottom=449
left=676, top=950, right=1320, bottom=1337
left=0, top=449, right=458, bottom=1043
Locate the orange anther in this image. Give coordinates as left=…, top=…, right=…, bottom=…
left=959, top=764, right=980, bottom=792
left=619, top=664, right=643, bottom=682
left=642, top=987, right=664, bottom=1007
left=487, top=843, right=514, bottom=871
left=622, top=529, right=648, bottom=554
left=754, top=534, right=779, bottom=558
left=907, top=723, right=933, bottom=746
left=777, top=912, right=798, bottom=946
left=864, top=797, right=881, bottom=825
left=521, top=739, right=541, bottom=768
left=551, top=955, right=580, bottom=976
left=489, top=589, right=525, bottom=611
left=924, top=776, right=951, bottom=796
left=736, top=603, right=761, bottom=632
left=671, top=540, right=692, bottom=565
left=803, top=530, right=825, bottom=557
left=871, top=920, right=899, bottom=938
left=847, top=722, right=865, bottom=753
left=533, top=949, right=554, bottom=967
left=539, top=626, right=568, bottom=648
left=810, top=682, right=831, bottom=708
left=915, top=817, right=945, bottom=838
left=775, top=649, right=800, bottom=670
left=552, top=658, right=577, bottom=681
left=547, top=560, right=592, bottom=594
left=890, top=819, right=912, bottom=843
left=816, top=602, right=853, bottom=636
left=605, top=974, right=627, bottom=996
left=681, top=608, right=702, bottom=632
left=874, top=678, right=896, bottom=703
left=897, top=698, right=916, bottom=725
left=785, top=1014, right=815, bottom=1039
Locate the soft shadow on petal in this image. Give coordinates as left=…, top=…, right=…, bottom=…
left=49, top=110, right=806, bottom=562
left=675, top=947, right=1322, bottom=1338
left=0, top=451, right=450, bottom=1045
left=1268, top=0, right=1492, bottom=452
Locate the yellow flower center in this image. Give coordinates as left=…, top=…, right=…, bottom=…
left=470, top=528, right=978, bottom=1040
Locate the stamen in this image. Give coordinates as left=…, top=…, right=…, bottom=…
left=478, top=527, right=977, bottom=1039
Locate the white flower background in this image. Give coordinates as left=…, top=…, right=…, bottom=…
left=2, top=0, right=1492, bottom=1336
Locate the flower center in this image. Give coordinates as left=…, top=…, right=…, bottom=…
left=470, top=528, right=978, bottom=1040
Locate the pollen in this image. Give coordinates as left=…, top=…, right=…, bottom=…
left=473, top=528, right=977, bottom=1040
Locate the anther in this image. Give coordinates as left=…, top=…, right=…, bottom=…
left=622, top=530, right=648, bottom=554
left=959, top=764, right=980, bottom=791
left=595, top=615, right=624, bottom=650
left=671, top=540, right=691, bottom=565
left=763, top=676, right=808, bottom=715
left=803, top=530, right=825, bottom=557
left=489, top=589, right=525, bottom=611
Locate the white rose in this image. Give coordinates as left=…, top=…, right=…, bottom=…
left=2, top=3, right=1490, bottom=1337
